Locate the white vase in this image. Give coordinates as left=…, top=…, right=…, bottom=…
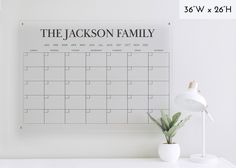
left=158, top=143, right=180, bottom=162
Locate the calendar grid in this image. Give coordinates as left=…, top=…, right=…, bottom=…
left=23, top=51, right=170, bottom=124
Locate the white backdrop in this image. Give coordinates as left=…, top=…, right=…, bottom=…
left=0, top=0, right=236, bottom=164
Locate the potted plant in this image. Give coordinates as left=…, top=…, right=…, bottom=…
left=148, top=111, right=191, bottom=162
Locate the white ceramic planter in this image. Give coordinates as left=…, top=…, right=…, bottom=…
left=158, top=143, right=180, bottom=162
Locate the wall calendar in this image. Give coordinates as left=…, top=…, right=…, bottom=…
left=20, top=21, right=171, bottom=125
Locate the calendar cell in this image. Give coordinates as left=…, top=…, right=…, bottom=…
left=86, top=110, right=106, bottom=124
left=24, top=110, right=44, bottom=124
left=45, top=110, right=64, bottom=123
left=24, top=67, right=44, bottom=80
left=149, top=81, right=169, bottom=95
left=128, top=81, right=148, bottom=95
left=128, top=53, right=148, bottom=66
left=107, top=110, right=127, bottom=124
left=45, top=67, right=64, bottom=80
left=66, top=67, right=85, bottom=80
left=24, top=81, right=44, bottom=95
left=24, top=96, right=44, bottom=109
left=128, top=110, right=148, bottom=124
left=149, top=67, right=169, bottom=81
left=45, top=81, right=64, bottom=95
left=66, top=96, right=85, bottom=109
left=24, top=53, right=44, bottom=66
left=128, top=96, right=148, bottom=110
left=66, top=81, right=85, bottom=95
left=107, top=81, right=127, bottom=95
left=86, top=96, right=106, bottom=109
left=107, top=53, right=127, bottom=66
left=107, top=67, right=127, bottom=81
left=149, top=96, right=169, bottom=109
left=66, top=53, right=85, bottom=66
left=86, top=53, right=106, bottom=66
left=45, top=96, right=64, bottom=109
left=149, top=52, right=169, bottom=66
left=45, top=53, right=64, bottom=66
left=86, top=67, right=106, bottom=80
left=66, top=110, right=86, bottom=124
left=87, top=81, right=106, bottom=95
left=128, top=67, right=148, bottom=81
left=107, top=96, right=127, bottom=109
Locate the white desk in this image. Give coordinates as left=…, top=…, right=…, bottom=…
left=0, top=158, right=235, bottom=168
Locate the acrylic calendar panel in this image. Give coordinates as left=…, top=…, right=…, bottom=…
left=21, top=21, right=171, bottom=125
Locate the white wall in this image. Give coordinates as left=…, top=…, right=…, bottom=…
left=1, top=0, right=236, bottom=164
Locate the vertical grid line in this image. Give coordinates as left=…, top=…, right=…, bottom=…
left=106, top=53, right=108, bottom=124
left=147, top=52, right=150, bottom=124
left=23, top=52, right=26, bottom=124
left=85, top=52, right=87, bottom=124
left=43, top=52, right=46, bottom=124
left=126, top=52, right=129, bottom=124
left=168, top=52, right=170, bottom=114
left=64, top=52, right=67, bottom=124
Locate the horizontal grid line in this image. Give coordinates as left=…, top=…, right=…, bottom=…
left=24, top=66, right=169, bottom=68
left=24, top=109, right=169, bottom=110
left=24, top=94, right=169, bottom=96
left=23, top=123, right=157, bottom=125
left=24, top=80, right=169, bottom=82
left=24, top=51, right=170, bottom=54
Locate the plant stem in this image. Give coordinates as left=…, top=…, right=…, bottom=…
left=164, top=135, right=169, bottom=144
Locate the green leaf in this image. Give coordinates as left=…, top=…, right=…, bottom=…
left=147, top=113, right=163, bottom=130
left=167, top=125, right=178, bottom=137
left=167, top=116, right=172, bottom=125
left=170, top=131, right=177, bottom=138
left=163, top=131, right=170, bottom=143
left=176, top=115, right=192, bottom=129
left=170, top=112, right=181, bottom=127
left=161, top=111, right=170, bottom=130
left=161, top=118, right=168, bottom=131
left=149, top=112, right=191, bottom=144
left=163, top=131, right=168, bottom=137
left=167, top=114, right=192, bottom=139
